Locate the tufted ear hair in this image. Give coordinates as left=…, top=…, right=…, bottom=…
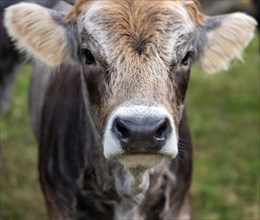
left=197, top=12, right=257, bottom=73
left=4, top=2, right=77, bottom=67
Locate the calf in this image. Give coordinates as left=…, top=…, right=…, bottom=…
left=4, top=0, right=257, bottom=219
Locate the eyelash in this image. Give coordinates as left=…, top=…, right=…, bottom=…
left=181, top=51, right=194, bottom=66
left=81, top=49, right=96, bottom=65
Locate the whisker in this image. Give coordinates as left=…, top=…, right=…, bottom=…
left=177, top=148, right=186, bottom=154
left=178, top=142, right=190, bottom=148
left=178, top=138, right=190, bottom=143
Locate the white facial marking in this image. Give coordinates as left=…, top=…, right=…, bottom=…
left=103, top=105, right=178, bottom=168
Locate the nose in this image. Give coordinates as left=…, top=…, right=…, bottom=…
left=111, top=116, right=172, bottom=153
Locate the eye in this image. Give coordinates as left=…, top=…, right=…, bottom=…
left=81, top=49, right=96, bottom=65
left=181, top=51, right=194, bottom=66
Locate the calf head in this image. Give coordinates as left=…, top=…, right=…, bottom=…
left=4, top=0, right=257, bottom=170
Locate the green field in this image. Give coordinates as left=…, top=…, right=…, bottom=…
left=0, top=35, right=259, bottom=220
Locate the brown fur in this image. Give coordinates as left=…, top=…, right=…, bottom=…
left=64, top=0, right=91, bottom=23
left=182, top=0, right=204, bottom=24
left=65, top=0, right=204, bottom=25
left=3, top=1, right=257, bottom=219
left=78, top=0, right=196, bottom=130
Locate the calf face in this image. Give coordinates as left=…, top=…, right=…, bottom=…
left=4, top=0, right=257, bottom=169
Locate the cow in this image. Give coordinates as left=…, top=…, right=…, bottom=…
left=4, top=0, right=257, bottom=219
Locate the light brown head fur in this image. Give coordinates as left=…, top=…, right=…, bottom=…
left=65, top=0, right=204, bottom=24
left=74, top=0, right=201, bottom=129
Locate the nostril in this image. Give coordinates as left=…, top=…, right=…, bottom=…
left=112, top=116, right=172, bottom=149
left=114, top=119, right=130, bottom=140
left=155, top=119, right=171, bottom=141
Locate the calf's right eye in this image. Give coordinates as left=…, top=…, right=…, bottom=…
left=81, top=49, right=96, bottom=65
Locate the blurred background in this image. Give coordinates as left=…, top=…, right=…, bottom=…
left=0, top=0, right=259, bottom=219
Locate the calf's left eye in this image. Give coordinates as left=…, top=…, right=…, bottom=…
left=181, top=51, right=194, bottom=66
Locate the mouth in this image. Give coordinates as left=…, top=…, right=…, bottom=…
left=103, top=106, right=179, bottom=166
left=110, top=152, right=173, bottom=168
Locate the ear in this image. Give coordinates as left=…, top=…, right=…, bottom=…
left=197, top=13, right=257, bottom=73
left=4, top=3, right=76, bottom=67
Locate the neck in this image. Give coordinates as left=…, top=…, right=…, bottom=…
left=112, top=164, right=152, bottom=204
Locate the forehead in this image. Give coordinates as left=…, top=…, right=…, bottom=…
left=76, top=1, right=199, bottom=64
left=79, top=1, right=195, bottom=40
left=82, top=1, right=195, bottom=27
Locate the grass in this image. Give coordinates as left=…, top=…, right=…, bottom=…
left=188, top=35, right=259, bottom=219
left=0, top=65, right=47, bottom=220
left=0, top=35, right=259, bottom=220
